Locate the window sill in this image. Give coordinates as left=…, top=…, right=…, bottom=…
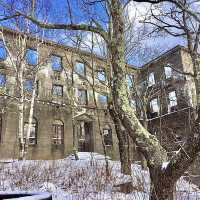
left=105, top=145, right=113, bottom=147
left=29, top=143, right=36, bottom=146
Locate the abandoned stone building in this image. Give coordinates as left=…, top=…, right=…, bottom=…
left=133, top=45, right=196, bottom=153
left=134, top=45, right=200, bottom=185
left=0, top=27, right=196, bottom=160
left=0, top=27, right=124, bottom=160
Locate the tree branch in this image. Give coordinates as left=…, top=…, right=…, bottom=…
left=15, top=11, right=109, bottom=43
left=0, top=13, right=20, bottom=21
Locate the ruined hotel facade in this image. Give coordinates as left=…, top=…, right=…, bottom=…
left=0, top=27, right=196, bottom=160
left=133, top=45, right=196, bottom=154
left=0, top=27, right=128, bottom=160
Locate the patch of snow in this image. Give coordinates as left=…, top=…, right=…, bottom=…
left=175, top=148, right=181, bottom=154
left=0, top=153, right=200, bottom=200
left=114, top=173, right=132, bottom=185
left=162, top=161, right=170, bottom=170
left=67, top=152, right=111, bottom=161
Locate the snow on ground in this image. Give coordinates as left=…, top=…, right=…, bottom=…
left=0, top=152, right=199, bottom=200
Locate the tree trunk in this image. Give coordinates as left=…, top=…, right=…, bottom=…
left=109, top=107, right=131, bottom=175
left=119, top=131, right=131, bottom=174
left=140, top=114, right=148, bottom=169
left=109, top=106, right=133, bottom=192
left=108, top=0, right=168, bottom=195
left=118, top=131, right=133, bottom=193
left=18, top=64, right=25, bottom=160
left=191, top=53, right=200, bottom=115
left=24, top=76, right=37, bottom=158
left=149, top=168, right=174, bottom=200
left=109, top=0, right=167, bottom=163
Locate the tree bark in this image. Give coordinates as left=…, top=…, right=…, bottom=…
left=190, top=53, right=200, bottom=114
left=109, top=107, right=131, bottom=175
left=18, top=63, right=25, bottom=160
left=24, top=75, right=37, bottom=158
left=149, top=168, right=174, bottom=200
left=108, top=0, right=167, bottom=166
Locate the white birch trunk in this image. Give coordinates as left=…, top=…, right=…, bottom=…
left=18, top=63, right=25, bottom=160
left=18, top=36, right=27, bottom=160
left=24, top=76, right=37, bottom=158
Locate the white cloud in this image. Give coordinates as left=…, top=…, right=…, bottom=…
left=79, top=32, right=106, bottom=56
left=125, top=2, right=151, bottom=24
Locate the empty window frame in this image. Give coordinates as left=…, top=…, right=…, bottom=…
left=103, top=126, right=113, bottom=146
left=127, top=74, right=134, bottom=88
left=24, top=79, right=34, bottom=92
left=168, top=91, right=178, bottom=108
left=77, top=89, right=88, bottom=105
left=75, top=62, right=86, bottom=76
left=98, top=93, right=108, bottom=105
left=130, top=98, right=136, bottom=108
left=0, top=40, right=7, bottom=60
left=0, top=73, right=6, bottom=87
left=51, top=55, right=62, bottom=71
left=97, top=68, right=106, bottom=81
left=52, top=120, right=64, bottom=145
left=164, top=66, right=172, bottom=79
left=24, top=118, right=37, bottom=145
left=26, top=49, right=38, bottom=66
left=52, top=85, right=63, bottom=96
left=148, top=72, right=155, bottom=87
left=150, top=98, right=159, bottom=113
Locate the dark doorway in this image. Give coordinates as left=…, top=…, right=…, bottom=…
left=78, top=121, right=93, bottom=152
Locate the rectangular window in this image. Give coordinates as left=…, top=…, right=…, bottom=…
left=24, top=122, right=37, bottom=145
left=130, top=99, right=136, bottom=108
left=53, top=85, right=63, bottom=96
left=0, top=74, right=6, bottom=87
left=150, top=98, right=159, bottom=113
left=97, top=68, right=106, bottom=82
left=75, top=62, right=85, bottom=76
left=98, top=93, right=108, bottom=105
left=169, top=91, right=177, bottom=110
left=26, top=49, right=38, bottom=66
left=164, top=66, right=172, bottom=79
left=51, top=55, right=62, bottom=71
left=77, top=89, right=88, bottom=105
left=103, top=129, right=113, bottom=146
left=0, top=40, right=7, bottom=60
left=52, top=122, right=64, bottom=145
left=127, top=74, right=134, bottom=89
left=148, top=72, right=155, bottom=87
left=24, top=79, right=34, bottom=92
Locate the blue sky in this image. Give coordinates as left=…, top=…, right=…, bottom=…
left=0, top=0, right=186, bottom=66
